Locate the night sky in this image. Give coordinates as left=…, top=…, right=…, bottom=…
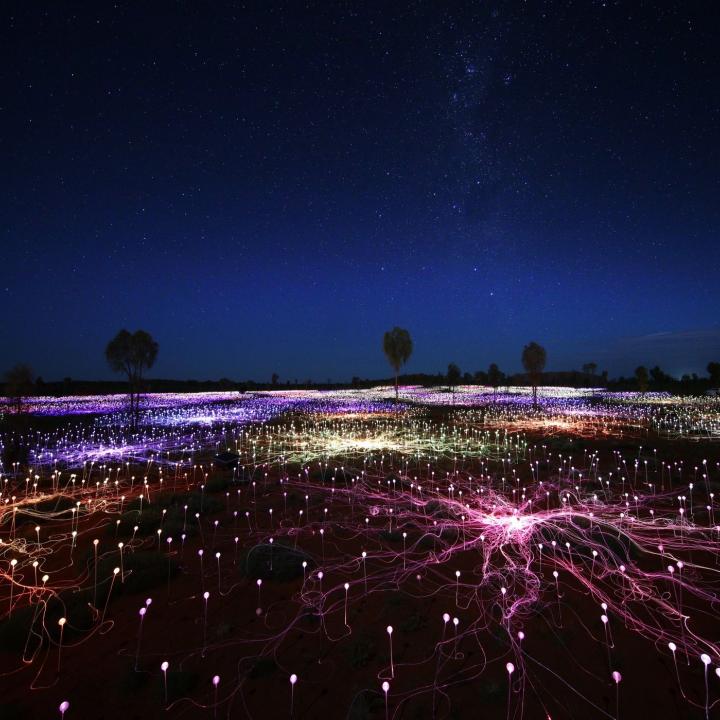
left=3, top=2, right=719, bottom=382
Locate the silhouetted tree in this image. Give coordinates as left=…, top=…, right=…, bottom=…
left=383, top=327, right=413, bottom=400
left=522, top=342, right=547, bottom=408
left=708, top=361, right=720, bottom=386
left=635, top=365, right=649, bottom=394
left=487, top=363, right=503, bottom=398
left=650, top=365, right=671, bottom=386
left=4, top=364, right=35, bottom=412
left=582, top=362, right=598, bottom=376
left=105, top=329, right=159, bottom=424
left=447, top=363, right=461, bottom=393
left=271, top=373, right=279, bottom=386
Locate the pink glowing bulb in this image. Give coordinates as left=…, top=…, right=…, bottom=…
left=612, top=671, right=622, bottom=684
left=161, top=661, right=169, bottom=705
left=506, top=662, right=515, bottom=674
left=213, top=674, right=220, bottom=686
left=289, top=673, right=298, bottom=716
left=387, top=625, right=395, bottom=678
left=59, top=700, right=70, bottom=718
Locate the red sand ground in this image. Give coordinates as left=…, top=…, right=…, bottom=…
left=0, top=417, right=717, bottom=719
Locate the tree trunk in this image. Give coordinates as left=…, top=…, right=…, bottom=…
left=127, top=372, right=137, bottom=427
left=134, top=372, right=142, bottom=426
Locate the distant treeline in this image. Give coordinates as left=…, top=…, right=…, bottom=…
left=2, top=366, right=717, bottom=397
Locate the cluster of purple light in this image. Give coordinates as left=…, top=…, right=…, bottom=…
left=0, top=393, right=401, bottom=471
left=0, top=391, right=240, bottom=416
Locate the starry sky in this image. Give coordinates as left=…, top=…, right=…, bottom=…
left=3, top=2, right=719, bottom=382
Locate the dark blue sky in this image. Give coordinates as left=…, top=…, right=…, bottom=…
left=3, top=2, right=719, bottom=382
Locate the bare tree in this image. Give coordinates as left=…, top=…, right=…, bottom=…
left=487, top=363, right=503, bottom=400
left=447, top=363, right=461, bottom=393
left=4, top=364, right=35, bottom=412
left=521, top=342, right=547, bottom=408
left=382, top=327, right=413, bottom=400
left=105, top=329, right=159, bottom=424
